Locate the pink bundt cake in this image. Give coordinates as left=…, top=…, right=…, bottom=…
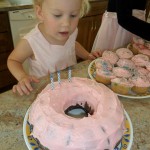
left=28, top=77, right=125, bottom=150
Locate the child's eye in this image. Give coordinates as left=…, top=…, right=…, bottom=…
left=54, top=14, right=62, bottom=18
left=70, top=15, right=77, bottom=18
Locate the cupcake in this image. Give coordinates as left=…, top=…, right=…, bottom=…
left=138, top=48, right=150, bottom=58
left=116, top=58, right=136, bottom=70
left=145, top=42, right=150, bottom=49
left=113, top=67, right=133, bottom=78
left=130, top=75, right=150, bottom=94
left=132, top=37, right=145, bottom=45
left=131, top=37, right=150, bottom=56
left=111, top=78, right=134, bottom=95
left=95, top=58, right=113, bottom=70
left=102, top=50, right=119, bottom=65
left=131, top=43, right=141, bottom=55
left=134, top=67, right=150, bottom=76
left=95, top=68, right=116, bottom=85
left=116, top=48, right=133, bottom=59
left=147, top=72, right=150, bottom=82
left=131, top=54, right=149, bottom=67
left=146, top=62, right=150, bottom=71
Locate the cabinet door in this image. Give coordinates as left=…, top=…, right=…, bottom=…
left=0, top=12, right=10, bottom=32
left=0, top=32, right=13, bottom=53
left=77, top=15, right=102, bottom=52
left=77, top=16, right=93, bottom=52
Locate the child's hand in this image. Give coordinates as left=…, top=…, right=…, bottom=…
left=88, top=51, right=103, bottom=60
left=12, top=75, right=39, bottom=96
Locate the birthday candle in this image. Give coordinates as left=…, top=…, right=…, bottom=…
left=68, top=66, right=72, bottom=82
left=57, top=70, right=61, bottom=84
left=50, top=73, right=54, bottom=90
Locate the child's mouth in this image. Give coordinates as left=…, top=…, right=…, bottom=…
left=59, top=32, right=69, bottom=36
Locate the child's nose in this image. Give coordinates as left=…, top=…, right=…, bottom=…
left=62, top=17, right=70, bottom=27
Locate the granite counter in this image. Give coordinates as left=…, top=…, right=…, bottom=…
left=0, top=60, right=150, bottom=150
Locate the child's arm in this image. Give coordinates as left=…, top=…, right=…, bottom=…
left=7, top=39, right=39, bottom=95
left=75, top=41, right=102, bottom=60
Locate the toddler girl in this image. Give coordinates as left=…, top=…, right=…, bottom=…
left=7, top=0, right=101, bottom=96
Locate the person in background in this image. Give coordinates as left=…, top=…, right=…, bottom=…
left=92, top=0, right=150, bottom=52
left=7, top=0, right=101, bottom=96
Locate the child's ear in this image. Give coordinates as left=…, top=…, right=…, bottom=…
left=35, top=5, right=44, bottom=21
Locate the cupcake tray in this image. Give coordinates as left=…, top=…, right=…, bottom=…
left=88, top=59, right=150, bottom=99
left=23, top=107, right=133, bottom=150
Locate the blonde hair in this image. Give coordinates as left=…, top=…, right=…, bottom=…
left=33, top=0, right=90, bottom=17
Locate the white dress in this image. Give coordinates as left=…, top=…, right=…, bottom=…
left=23, top=24, right=77, bottom=78
left=92, top=9, right=146, bottom=52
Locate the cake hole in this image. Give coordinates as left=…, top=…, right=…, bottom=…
left=65, top=103, right=94, bottom=118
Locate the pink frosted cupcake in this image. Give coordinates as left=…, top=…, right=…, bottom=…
left=131, top=54, right=149, bottom=67
left=130, top=75, right=150, bottom=94
left=116, top=58, right=136, bottom=70
left=111, top=78, right=134, bottom=95
left=145, top=42, right=150, bottom=49
left=116, top=48, right=133, bottom=59
left=138, top=48, right=150, bottom=58
left=132, top=37, right=145, bottom=45
left=131, top=43, right=144, bottom=55
left=131, top=37, right=150, bottom=56
left=95, top=69, right=116, bottom=85
left=134, top=67, right=150, bottom=76
left=147, top=72, right=150, bottom=82
left=102, top=50, right=119, bottom=65
left=146, top=62, right=150, bottom=71
left=113, top=67, right=132, bottom=78
left=95, top=58, right=113, bottom=71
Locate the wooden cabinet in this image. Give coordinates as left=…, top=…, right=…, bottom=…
left=0, top=11, right=17, bottom=93
left=77, top=0, right=108, bottom=52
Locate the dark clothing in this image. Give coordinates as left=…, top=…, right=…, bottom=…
left=107, top=0, right=150, bottom=41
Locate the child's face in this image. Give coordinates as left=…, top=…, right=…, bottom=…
left=37, top=0, right=81, bottom=44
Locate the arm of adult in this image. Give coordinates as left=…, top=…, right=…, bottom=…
left=116, top=0, right=150, bottom=41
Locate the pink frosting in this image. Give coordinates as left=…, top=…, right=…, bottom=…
left=145, top=43, right=150, bottom=49
left=132, top=43, right=147, bottom=51
left=111, top=78, right=134, bottom=87
left=116, top=48, right=133, bottom=59
left=147, top=72, right=150, bottom=82
left=95, top=58, right=113, bottom=70
left=134, top=67, right=150, bottom=76
left=113, top=67, right=132, bottom=78
left=138, top=49, right=150, bottom=57
left=146, top=62, right=150, bottom=71
left=116, top=59, right=136, bottom=70
left=102, top=50, right=119, bottom=65
left=130, top=75, right=150, bottom=87
left=96, top=69, right=116, bottom=79
left=131, top=54, right=149, bottom=67
left=132, top=37, right=150, bottom=57
left=28, top=77, right=125, bottom=150
left=132, top=37, right=145, bottom=45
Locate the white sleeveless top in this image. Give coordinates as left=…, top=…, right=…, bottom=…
left=23, top=24, right=77, bottom=78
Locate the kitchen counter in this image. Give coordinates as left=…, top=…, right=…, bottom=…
left=0, top=60, right=150, bottom=150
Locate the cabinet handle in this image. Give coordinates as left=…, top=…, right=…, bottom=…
left=91, top=21, right=94, bottom=31
left=94, top=21, right=97, bottom=31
